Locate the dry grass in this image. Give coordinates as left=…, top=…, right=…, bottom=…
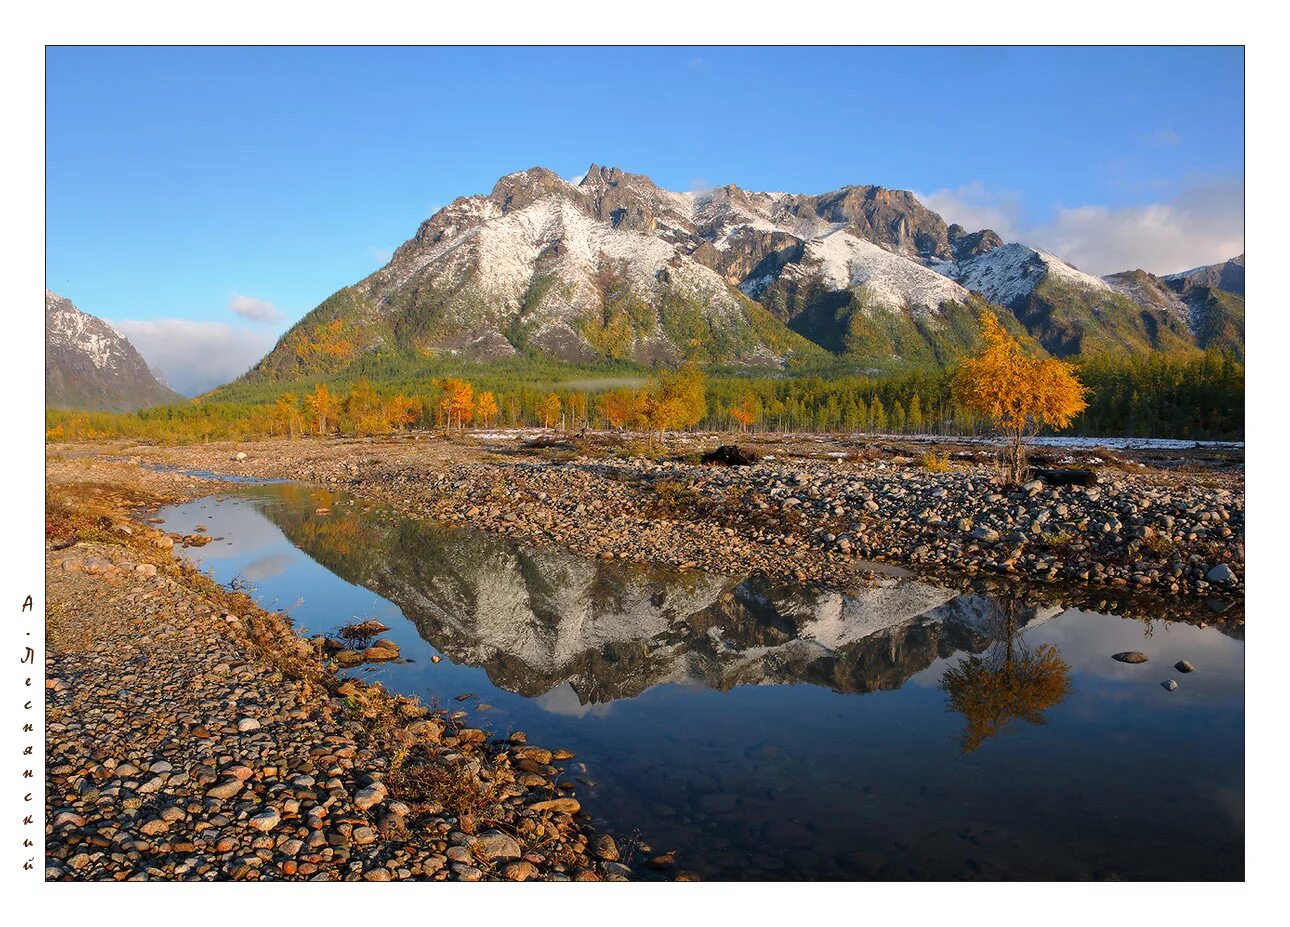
left=1039, top=529, right=1076, bottom=550
left=1141, top=533, right=1180, bottom=557
left=919, top=451, right=952, bottom=472
left=650, top=479, right=704, bottom=515
left=390, top=752, right=505, bottom=828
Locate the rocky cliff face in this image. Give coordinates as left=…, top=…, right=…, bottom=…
left=239, top=164, right=1242, bottom=385
left=1165, top=253, right=1245, bottom=297
left=45, top=290, right=181, bottom=411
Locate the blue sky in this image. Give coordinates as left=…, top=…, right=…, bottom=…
left=46, top=46, right=1244, bottom=393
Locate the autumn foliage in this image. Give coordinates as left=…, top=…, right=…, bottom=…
left=435, top=377, right=475, bottom=429
left=952, top=314, right=1089, bottom=483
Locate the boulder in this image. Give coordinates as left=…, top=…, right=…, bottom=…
left=701, top=445, right=760, bottom=467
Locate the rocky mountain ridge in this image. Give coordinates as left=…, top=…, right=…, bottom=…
left=240, top=164, right=1244, bottom=385
left=45, top=290, right=181, bottom=411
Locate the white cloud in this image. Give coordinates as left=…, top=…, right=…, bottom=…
left=1035, top=178, right=1244, bottom=275
left=917, top=177, right=1243, bottom=276
left=228, top=293, right=282, bottom=323
left=917, top=181, right=1025, bottom=241
left=110, top=318, right=279, bottom=396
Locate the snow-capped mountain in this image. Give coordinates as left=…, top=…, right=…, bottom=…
left=1103, top=254, right=1245, bottom=360
left=1164, top=253, right=1244, bottom=296
left=240, top=164, right=1242, bottom=386
left=46, top=290, right=180, bottom=411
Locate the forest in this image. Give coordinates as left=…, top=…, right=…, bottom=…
left=45, top=348, right=1243, bottom=444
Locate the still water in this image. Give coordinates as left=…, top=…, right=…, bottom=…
left=157, top=483, right=1244, bottom=881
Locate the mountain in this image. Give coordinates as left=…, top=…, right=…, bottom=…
left=45, top=290, right=181, bottom=412
left=239, top=165, right=1243, bottom=387
left=1104, top=253, right=1245, bottom=360
left=1165, top=253, right=1245, bottom=296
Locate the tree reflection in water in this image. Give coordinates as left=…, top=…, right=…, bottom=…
left=939, top=598, right=1072, bottom=753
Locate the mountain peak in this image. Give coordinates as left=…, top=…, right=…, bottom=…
left=488, top=167, right=572, bottom=212
left=45, top=290, right=180, bottom=411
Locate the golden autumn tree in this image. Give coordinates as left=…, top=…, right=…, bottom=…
left=475, top=390, right=499, bottom=427
left=384, top=393, right=421, bottom=431
left=435, top=377, right=475, bottom=430
left=938, top=599, right=1072, bottom=754
left=536, top=392, right=562, bottom=429
left=730, top=390, right=761, bottom=432
left=598, top=388, right=639, bottom=430
left=346, top=378, right=388, bottom=435
left=273, top=392, right=302, bottom=438
left=637, top=363, right=707, bottom=440
left=304, top=383, right=341, bottom=435
left=953, top=313, right=1089, bottom=483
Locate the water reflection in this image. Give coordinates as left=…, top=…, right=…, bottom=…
left=939, top=599, right=1073, bottom=753
left=256, top=487, right=1069, bottom=704
left=160, top=484, right=1244, bottom=880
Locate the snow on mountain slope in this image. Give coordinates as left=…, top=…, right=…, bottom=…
left=802, top=230, right=972, bottom=312
left=46, top=291, right=129, bottom=370
left=239, top=163, right=1223, bottom=387
left=45, top=290, right=181, bottom=411
left=370, top=191, right=751, bottom=351
left=938, top=242, right=1112, bottom=308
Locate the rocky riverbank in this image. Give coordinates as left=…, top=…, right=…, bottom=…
left=83, top=429, right=1245, bottom=607
left=45, top=457, right=636, bottom=881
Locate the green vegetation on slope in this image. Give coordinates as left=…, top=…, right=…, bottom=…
left=1017, top=276, right=1195, bottom=358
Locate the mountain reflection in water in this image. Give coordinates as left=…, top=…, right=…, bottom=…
left=162, top=484, right=1244, bottom=881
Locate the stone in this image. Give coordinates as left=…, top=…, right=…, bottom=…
left=236, top=717, right=261, bottom=733
left=1174, top=660, right=1195, bottom=673
left=353, top=781, right=387, bottom=811
left=363, top=640, right=400, bottom=661
left=529, top=797, right=580, bottom=814
left=1161, top=679, right=1179, bottom=692
left=207, top=778, right=243, bottom=800
left=1206, top=564, right=1235, bottom=583
left=1112, top=651, right=1149, bottom=664
left=473, top=829, right=522, bottom=860
left=500, top=860, right=538, bottom=881
left=249, top=809, right=280, bottom=832
left=591, top=833, right=620, bottom=861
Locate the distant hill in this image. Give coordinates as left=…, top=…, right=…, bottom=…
left=45, top=290, right=181, bottom=411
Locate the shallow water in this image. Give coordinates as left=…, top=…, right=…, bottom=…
left=158, top=483, right=1244, bottom=881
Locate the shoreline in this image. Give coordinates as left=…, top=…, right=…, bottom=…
left=61, top=429, right=1244, bottom=613
left=45, top=457, right=637, bottom=881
